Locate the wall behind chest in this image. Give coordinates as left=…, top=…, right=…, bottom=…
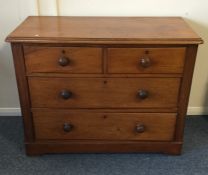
left=0, top=0, right=208, bottom=115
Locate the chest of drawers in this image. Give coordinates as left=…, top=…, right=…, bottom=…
left=6, top=17, right=203, bottom=155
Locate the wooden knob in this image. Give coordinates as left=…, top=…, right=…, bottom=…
left=135, top=124, right=145, bottom=133
left=58, top=56, right=70, bottom=66
left=140, top=57, right=151, bottom=68
left=63, top=123, right=73, bottom=132
left=60, top=90, right=73, bottom=99
left=137, top=90, right=149, bottom=99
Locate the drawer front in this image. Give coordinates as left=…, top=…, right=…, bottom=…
left=108, top=48, right=186, bottom=74
left=24, top=46, right=102, bottom=73
left=29, top=77, right=180, bottom=108
left=33, top=111, right=176, bottom=141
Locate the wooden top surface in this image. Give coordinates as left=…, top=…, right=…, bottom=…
left=6, top=16, right=203, bottom=44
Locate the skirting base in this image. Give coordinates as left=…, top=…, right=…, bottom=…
left=25, top=141, right=182, bottom=156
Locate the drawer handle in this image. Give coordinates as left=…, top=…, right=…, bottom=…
left=140, top=57, right=151, bottom=68
left=58, top=56, right=70, bottom=66
left=60, top=90, right=73, bottom=100
left=135, top=123, right=145, bottom=133
left=63, top=123, right=74, bottom=132
left=137, top=90, right=149, bottom=99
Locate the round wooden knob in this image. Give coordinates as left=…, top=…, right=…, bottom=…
left=60, top=90, right=73, bottom=99
left=63, top=123, right=73, bottom=132
left=137, top=90, right=149, bottom=99
left=58, top=56, right=70, bottom=66
left=135, top=124, right=145, bottom=133
left=140, top=57, right=151, bottom=68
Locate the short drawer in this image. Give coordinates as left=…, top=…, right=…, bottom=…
left=33, top=110, right=176, bottom=141
left=29, top=77, right=180, bottom=109
left=108, top=48, right=186, bottom=74
left=24, top=46, right=102, bottom=73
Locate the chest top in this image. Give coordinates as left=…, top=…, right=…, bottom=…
left=6, top=16, right=202, bottom=44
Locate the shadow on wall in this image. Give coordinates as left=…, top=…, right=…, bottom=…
left=204, top=80, right=208, bottom=114
left=185, top=18, right=208, bottom=115
left=0, top=43, right=14, bottom=77
left=0, top=42, right=19, bottom=107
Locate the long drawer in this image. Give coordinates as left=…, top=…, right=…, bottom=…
left=33, top=110, right=176, bottom=141
left=28, top=77, right=180, bottom=109
left=24, top=46, right=102, bottom=73
left=108, top=48, right=186, bottom=74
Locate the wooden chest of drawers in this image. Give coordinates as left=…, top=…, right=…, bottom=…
left=6, top=17, right=203, bottom=155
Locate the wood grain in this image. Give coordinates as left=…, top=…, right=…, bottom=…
left=25, top=141, right=182, bottom=155
left=11, top=43, right=34, bottom=142
left=28, top=77, right=180, bottom=109
left=175, top=45, right=198, bottom=141
left=6, top=17, right=203, bottom=44
left=33, top=110, right=176, bottom=141
left=6, top=17, right=202, bottom=155
left=108, top=47, right=186, bottom=74
left=26, top=73, right=183, bottom=78
left=24, top=46, right=102, bottom=73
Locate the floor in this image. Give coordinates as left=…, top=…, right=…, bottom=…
left=0, top=116, right=208, bottom=175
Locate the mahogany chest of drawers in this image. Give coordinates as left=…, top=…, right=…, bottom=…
left=6, top=17, right=203, bottom=155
